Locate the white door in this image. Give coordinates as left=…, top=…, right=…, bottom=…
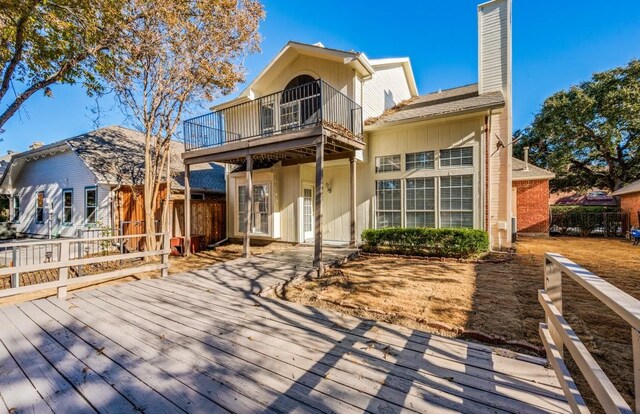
left=303, top=185, right=314, bottom=242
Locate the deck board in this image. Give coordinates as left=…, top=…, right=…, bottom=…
left=0, top=247, right=573, bottom=413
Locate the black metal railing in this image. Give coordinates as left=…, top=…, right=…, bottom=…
left=183, top=79, right=363, bottom=151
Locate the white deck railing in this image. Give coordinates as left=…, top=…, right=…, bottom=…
left=0, top=232, right=170, bottom=300
left=539, top=252, right=639, bottom=414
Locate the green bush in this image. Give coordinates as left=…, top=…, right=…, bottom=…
left=361, top=227, right=489, bottom=258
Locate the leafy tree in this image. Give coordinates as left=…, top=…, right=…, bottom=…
left=514, top=59, right=640, bottom=193
left=101, top=0, right=264, bottom=249
left=0, top=0, right=126, bottom=130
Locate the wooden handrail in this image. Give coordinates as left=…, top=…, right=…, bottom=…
left=0, top=233, right=171, bottom=299
left=0, top=232, right=166, bottom=250
left=540, top=252, right=639, bottom=414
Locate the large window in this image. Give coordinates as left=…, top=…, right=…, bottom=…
left=35, top=191, right=44, bottom=223
left=440, top=175, right=473, bottom=228
left=260, top=103, right=275, bottom=133
left=62, top=189, right=73, bottom=225
left=406, top=151, right=434, bottom=171
left=405, top=178, right=435, bottom=228
left=85, top=187, right=97, bottom=224
left=12, top=196, right=19, bottom=222
left=375, top=180, right=401, bottom=228
left=440, top=147, right=473, bottom=168
left=375, top=155, right=401, bottom=173
left=238, top=184, right=270, bottom=235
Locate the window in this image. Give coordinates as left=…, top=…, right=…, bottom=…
left=85, top=187, right=97, bottom=224
left=405, top=178, right=435, bottom=228
left=0, top=196, right=8, bottom=222
left=238, top=184, right=270, bottom=235
left=440, top=175, right=473, bottom=228
left=375, top=155, right=401, bottom=173
left=35, top=191, right=44, bottom=223
left=375, top=180, right=401, bottom=228
left=406, top=151, right=434, bottom=171
left=280, top=101, right=300, bottom=129
left=62, top=189, right=73, bottom=225
left=260, top=103, right=275, bottom=133
left=12, top=196, right=19, bottom=222
left=440, top=147, right=473, bottom=168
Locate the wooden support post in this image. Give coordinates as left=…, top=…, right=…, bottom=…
left=314, top=138, right=324, bottom=275
left=243, top=154, right=253, bottom=258
left=161, top=232, right=170, bottom=278
left=10, top=247, right=19, bottom=288
left=57, top=240, right=69, bottom=299
left=545, top=256, right=563, bottom=357
left=349, top=156, right=357, bottom=248
left=633, top=328, right=640, bottom=414
left=184, top=163, right=191, bottom=257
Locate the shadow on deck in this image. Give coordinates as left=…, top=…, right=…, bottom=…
left=0, top=246, right=572, bottom=413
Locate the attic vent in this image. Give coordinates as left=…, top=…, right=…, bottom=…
left=313, top=42, right=325, bottom=48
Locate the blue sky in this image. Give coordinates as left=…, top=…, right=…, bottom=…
left=2, top=0, right=640, bottom=153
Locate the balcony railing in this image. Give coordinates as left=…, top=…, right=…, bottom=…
left=183, top=79, right=363, bottom=151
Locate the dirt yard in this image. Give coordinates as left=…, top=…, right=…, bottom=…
left=282, top=236, right=640, bottom=411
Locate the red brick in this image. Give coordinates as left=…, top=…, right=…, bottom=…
left=513, top=179, right=550, bottom=233
left=620, top=192, right=640, bottom=228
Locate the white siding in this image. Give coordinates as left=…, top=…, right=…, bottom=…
left=362, top=64, right=413, bottom=120
left=478, top=0, right=510, bottom=94
left=11, top=150, right=109, bottom=237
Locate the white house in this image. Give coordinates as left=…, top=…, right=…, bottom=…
left=0, top=126, right=224, bottom=239
left=181, top=0, right=514, bottom=265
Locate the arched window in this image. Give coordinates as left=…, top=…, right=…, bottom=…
left=280, top=75, right=320, bottom=128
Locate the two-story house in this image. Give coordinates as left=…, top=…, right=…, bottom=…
left=181, top=0, right=514, bottom=269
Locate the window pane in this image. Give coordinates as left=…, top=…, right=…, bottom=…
left=375, top=155, right=401, bottom=173
left=63, top=191, right=72, bottom=224
left=375, top=179, right=401, bottom=229
left=440, top=147, right=473, bottom=167
left=85, top=189, right=96, bottom=223
left=440, top=175, right=473, bottom=228
left=406, top=151, right=434, bottom=171
left=405, top=178, right=435, bottom=228
left=238, top=186, right=246, bottom=232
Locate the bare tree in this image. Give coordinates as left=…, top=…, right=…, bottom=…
left=102, top=0, right=264, bottom=249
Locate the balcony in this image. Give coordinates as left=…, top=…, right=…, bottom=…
left=183, top=79, right=363, bottom=153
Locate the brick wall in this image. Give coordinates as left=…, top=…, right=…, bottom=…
left=620, top=192, right=640, bottom=228
left=513, top=179, right=550, bottom=233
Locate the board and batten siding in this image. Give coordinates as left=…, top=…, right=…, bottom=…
left=362, top=64, right=413, bottom=120
left=478, top=0, right=510, bottom=94
left=12, top=149, right=110, bottom=238
left=361, top=117, right=485, bottom=237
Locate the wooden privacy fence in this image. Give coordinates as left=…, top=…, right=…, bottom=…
left=539, top=253, right=640, bottom=414
left=0, top=233, right=170, bottom=300
left=173, top=199, right=225, bottom=244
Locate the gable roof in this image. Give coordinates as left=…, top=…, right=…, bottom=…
left=512, top=157, right=555, bottom=181
left=1, top=126, right=224, bottom=193
left=612, top=179, right=640, bottom=196
left=213, top=41, right=418, bottom=111
left=365, top=83, right=504, bottom=128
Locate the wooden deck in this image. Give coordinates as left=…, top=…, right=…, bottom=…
left=0, top=248, right=573, bottom=413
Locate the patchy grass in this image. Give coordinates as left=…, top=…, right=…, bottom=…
left=282, top=236, right=640, bottom=411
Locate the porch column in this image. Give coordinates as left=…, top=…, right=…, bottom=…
left=349, top=156, right=357, bottom=248
left=243, top=154, right=253, bottom=258
left=314, top=138, right=324, bottom=275
left=184, top=163, right=191, bottom=257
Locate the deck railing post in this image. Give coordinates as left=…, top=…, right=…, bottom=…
left=10, top=247, right=19, bottom=288
left=633, top=328, right=640, bottom=414
left=161, top=232, right=170, bottom=278
left=544, top=255, right=563, bottom=358
left=57, top=239, right=70, bottom=299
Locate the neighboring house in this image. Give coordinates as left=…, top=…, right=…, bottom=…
left=612, top=180, right=640, bottom=228
left=511, top=157, right=555, bottom=234
left=181, top=0, right=515, bottom=259
left=550, top=190, right=618, bottom=207
left=0, top=126, right=225, bottom=241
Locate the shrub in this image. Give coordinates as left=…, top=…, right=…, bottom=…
left=361, top=227, right=489, bottom=258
